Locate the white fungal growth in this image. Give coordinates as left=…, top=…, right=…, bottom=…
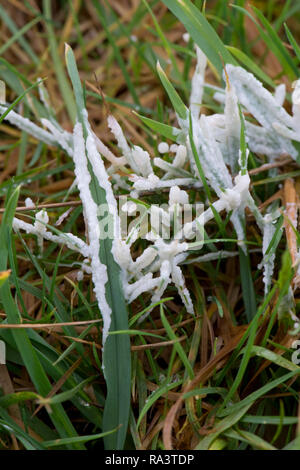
left=25, top=197, right=34, bottom=208
left=190, top=46, right=207, bottom=120
left=4, top=40, right=298, bottom=321
left=158, top=142, right=169, bottom=153
left=131, top=145, right=153, bottom=176
left=34, top=209, right=49, bottom=253
left=0, top=105, right=57, bottom=147
left=258, top=212, right=278, bottom=295
left=130, top=173, right=160, bottom=191
left=224, top=75, right=240, bottom=173
left=73, top=121, right=112, bottom=344
left=153, top=157, right=189, bottom=178
left=125, top=274, right=161, bottom=303
left=41, top=118, right=73, bottom=155
left=170, top=144, right=179, bottom=153
left=169, top=186, right=189, bottom=206
left=171, top=264, right=194, bottom=314
left=38, top=77, right=52, bottom=112
left=292, top=79, right=300, bottom=133
left=132, top=247, right=157, bottom=274
left=108, top=114, right=152, bottom=176
left=173, top=145, right=187, bottom=168
left=55, top=208, right=73, bottom=227
left=13, top=217, right=90, bottom=257
left=138, top=239, right=194, bottom=319
left=274, top=83, right=286, bottom=106
left=225, top=64, right=297, bottom=160
left=92, top=132, right=126, bottom=167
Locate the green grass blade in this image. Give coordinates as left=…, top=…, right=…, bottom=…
left=161, top=0, right=236, bottom=77
left=43, top=427, right=119, bottom=448
left=251, top=345, right=300, bottom=372
left=141, top=0, right=188, bottom=96
left=284, top=23, right=300, bottom=65
left=0, top=189, right=84, bottom=449
left=160, top=305, right=194, bottom=379
left=156, top=62, right=188, bottom=120
left=137, top=379, right=183, bottom=429
left=134, top=112, right=182, bottom=142
left=0, top=5, right=39, bottom=64
left=43, top=0, right=76, bottom=122
left=0, top=79, right=45, bottom=124
left=196, top=404, right=252, bottom=450
left=65, top=44, right=131, bottom=450
left=92, top=0, right=140, bottom=106
left=218, top=370, right=300, bottom=418
left=232, top=5, right=298, bottom=79
left=0, top=15, right=42, bottom=56
left=239, top=247, right=257, bottom=322
left=226, top=46, right=275, bottom=88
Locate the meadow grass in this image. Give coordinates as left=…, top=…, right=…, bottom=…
left=0, top=0, right=300, bottom=451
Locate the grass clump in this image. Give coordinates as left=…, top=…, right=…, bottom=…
left=0, top=0, right=300, bottom=451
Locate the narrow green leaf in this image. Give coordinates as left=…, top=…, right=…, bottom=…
left=226, top=46, right=275, bottom=88
left=161, top=0, right=236, bottom=77
left=137, top=379, right=183, bottom=429
left=239, top=247, right=257, bottom=322
left=251, top=345, right=300, bottom=372
left=43, top=427, right=119, bottom=448
left=0, top=15, right=42, bottom=56
left=196, top=404, right=252, bottom=450
left=218, top=370, right=300, bottom=418
left=134, top=112, right=183, bottom=143
left=0, top=79, right=45, bottom=124
left=43, top=0, right=76, bottom=122
left=0, top=188, right=83, bottom=449
left=232, top=5, right=298, bottom=79
left=160, top=305, right=194, bottom=379
left=224, top=428, right=277, bottom=450
left=156, top=62, right=188, bottom=120
left=284, top=23, right=300, bottom=65
left=65, top=44, right=131, bottom=450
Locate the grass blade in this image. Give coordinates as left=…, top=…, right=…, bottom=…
left=161, top=0, right=236, bottom=77
left=65, top=44, right=131, bottom=450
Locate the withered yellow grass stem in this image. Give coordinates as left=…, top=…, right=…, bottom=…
left=283, top=178, right=300, bottom=290
left=284, top=178, right=298, bottom=268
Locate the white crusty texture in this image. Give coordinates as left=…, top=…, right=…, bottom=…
left=73, top=121, right=112, bottom=344
left=34, top=209, right=49, bottom=253
left=5, top=41, right=296, bottom=318
left=225, top=65, right=297, bottom=160
left=178, top=173, right=250, bottom=242
left=108, top=114, right=152, bottom=176
left=13, top=216, right=90, bottom=257
left=158, top=142, right=169, bottom=153
left=292, top=79, right=300, bottom=133
left=149, top=239, right=193, bottom=316
left=25, top=197, right=34, bottom=208
left=0, top=105, right=57, bottom=147
left=274, top=84, right=286, bottom=106
left=173, top=145, right=187, bottom=168
left=41, top=118, right=73, bottom=155
left=93, top=131, right=126, bottom=166
left=169, top=186, right=189, bottom=206
left=190, top=46, right=207, bottom=120
left=220, top=173, right=250, bottom=212
left=224, top=76, right=240, bottom=172
left=258, top=211, right=280, bottom=295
